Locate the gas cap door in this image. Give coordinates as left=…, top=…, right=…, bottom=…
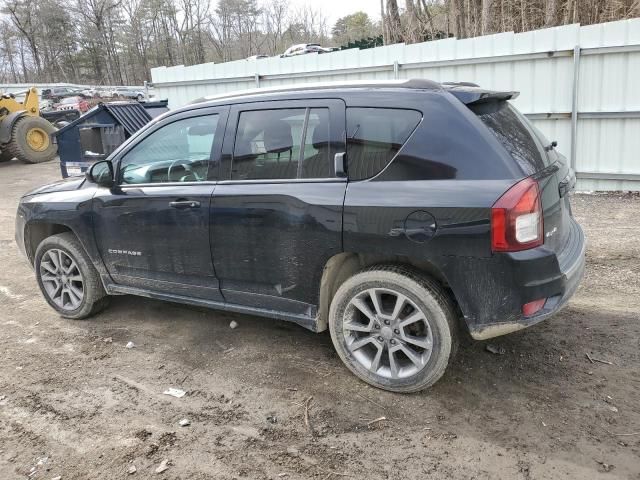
left=404, top=210, right=437, bottom=243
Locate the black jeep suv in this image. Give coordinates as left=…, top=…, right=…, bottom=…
left=15, top=79, right=585, bottom=392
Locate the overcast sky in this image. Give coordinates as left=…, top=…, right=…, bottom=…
left=286, top=0, right=383, bottom=26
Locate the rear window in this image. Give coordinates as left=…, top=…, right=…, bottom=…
left=472, top=102, right=549, bottom=173
left=347, top=108, right=421, bottom=181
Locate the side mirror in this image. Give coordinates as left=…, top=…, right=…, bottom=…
left=86, top=160, right=114, bottom=187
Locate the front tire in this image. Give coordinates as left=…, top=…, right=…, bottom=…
left=329, top=265, right=457, bottom=393
left=35, top=232, right=108, bottom=319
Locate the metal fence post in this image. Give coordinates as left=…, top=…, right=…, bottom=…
left=393, top=60, right=399, bottom=80
left=255, top=73, right=260, bottom=88
left=570, top=45, right=581, bottom=171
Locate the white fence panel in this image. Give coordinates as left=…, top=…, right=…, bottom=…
left=142, top=18, right=636, bottom=191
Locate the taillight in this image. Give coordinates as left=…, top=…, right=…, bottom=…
left=522, top=298, right=546, bottom=317
left=491, top=177, right=543, bottom=252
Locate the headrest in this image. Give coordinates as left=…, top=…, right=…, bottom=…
left=264, top=120, right=293, bottom=154
left=312, top=123, right=329, bottom=149
left=234, top=138, right=256, bottom=160
left=311, top=110, right=329, bottom=149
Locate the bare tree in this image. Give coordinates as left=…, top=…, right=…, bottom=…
left=386, top=0, right=403, bottom=43
left=481, top=0, right=493, bottom=34
left=0, top=0, right=638, bottom=85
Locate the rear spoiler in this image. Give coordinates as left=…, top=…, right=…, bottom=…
left=444, top=86, right=520, bottom=105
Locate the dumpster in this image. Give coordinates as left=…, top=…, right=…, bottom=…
left=141, top=99, right=170, bottom=118
left=54, top=101, right=165, bottom=178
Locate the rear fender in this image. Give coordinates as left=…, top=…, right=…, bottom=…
left=0, top=110, right=26, bottom=144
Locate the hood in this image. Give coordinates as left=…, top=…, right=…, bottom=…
left=22, top=176, right=87, bottom=197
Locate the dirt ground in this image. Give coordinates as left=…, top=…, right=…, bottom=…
left=0, top=159, right=638, bottom=480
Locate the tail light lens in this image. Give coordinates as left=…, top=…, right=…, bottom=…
left=522, top=298, right=546, bottom=317
left=491, top=177, right=543, bottom=252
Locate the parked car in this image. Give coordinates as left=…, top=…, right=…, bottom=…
left=42, top=87, right=86, bottom=102
left=81, top=88, right=100, bottom=98
left=96, top=88, right=113, bottom=98
left=281, top=43, right=333, bottom=57
left=55, top=96, right=90, bottom=113
left=15, top=79, right=585, bottom=393
left=111, top=87, right=145, bottom=101
left=41, top=109, right=80, bottom=129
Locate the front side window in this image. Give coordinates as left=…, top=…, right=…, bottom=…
left=120, top=115, right=218, bottom=184
left=346, top=108, right=422, bottom=181
left=232, top=107, right=331, bottom=180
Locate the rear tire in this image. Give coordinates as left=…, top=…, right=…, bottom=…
left=34, top=232, right=109, bottom=319
left=7, top=116, right=57, bottom=164
left=329, top=265, right=457, bottom=393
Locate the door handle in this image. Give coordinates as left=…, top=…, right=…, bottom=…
left=334, top=152, right=347, bottom=178
left=169, top=200, right=200, bottom=209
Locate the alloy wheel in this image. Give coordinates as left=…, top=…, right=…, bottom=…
left=342, top=287, right=433, bottom=379
left=39, top=248, right=84, bottom=310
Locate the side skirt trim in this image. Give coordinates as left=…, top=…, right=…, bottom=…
left=105, top=283, right=319, bottom=332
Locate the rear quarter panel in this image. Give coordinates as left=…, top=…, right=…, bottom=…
left=343, top=179, right=516, bottom=328
left=342, top=90, right=527, bottom=329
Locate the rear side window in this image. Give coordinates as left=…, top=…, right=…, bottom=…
left=232, top=108, right=332, bottom=180
left=346, top=108, right=421, bottom=180
left=472, top=102, right=549, bottom=173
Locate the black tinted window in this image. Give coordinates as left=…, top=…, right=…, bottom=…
left=473, top=102, right=548, bottom=173
left=301, top=108, right=331, bottom=178
left=346, top=108, right=421, bottom=180
left=233, top=108, right=332, bottom=180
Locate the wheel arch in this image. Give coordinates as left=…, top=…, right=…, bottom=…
left=24, top=221, right=75, bottom=265
left=316, top=252, right=463, bottom=333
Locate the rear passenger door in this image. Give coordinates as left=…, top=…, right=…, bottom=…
left=211, top=99, right=346, bottom=316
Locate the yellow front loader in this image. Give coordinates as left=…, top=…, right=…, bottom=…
left=0, top=87, right=57, bottom=163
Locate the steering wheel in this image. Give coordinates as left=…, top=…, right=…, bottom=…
left=167, top=159, right=199, bottom=182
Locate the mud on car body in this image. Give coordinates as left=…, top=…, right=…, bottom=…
left=15, top=79, right=585, bottom=392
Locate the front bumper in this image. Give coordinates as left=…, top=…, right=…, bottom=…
left=448, top=217, right=586, bottom=340
left=15, top=203, right=28, bottom=260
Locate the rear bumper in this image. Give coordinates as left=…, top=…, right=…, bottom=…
left=446, top=217, right=586, bottom=340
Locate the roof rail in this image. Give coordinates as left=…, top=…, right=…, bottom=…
left=191, top=78, right=441, bottom=105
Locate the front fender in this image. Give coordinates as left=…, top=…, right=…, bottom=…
left=18, top=190, right=108, bottom=278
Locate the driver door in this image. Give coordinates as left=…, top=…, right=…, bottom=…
left=93, top=107, right=228, bottom=301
